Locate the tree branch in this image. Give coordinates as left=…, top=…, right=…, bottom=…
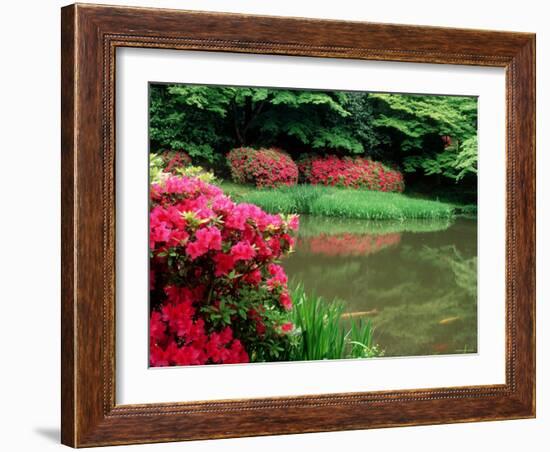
left=232, top=102, right=244, bottom=144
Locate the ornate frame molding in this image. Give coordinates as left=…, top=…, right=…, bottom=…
left=61, top=4, right=535, bottom=446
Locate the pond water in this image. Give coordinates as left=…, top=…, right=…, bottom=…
left=283, top=215, right=478, bottom=357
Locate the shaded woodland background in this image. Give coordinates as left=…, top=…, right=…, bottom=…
left=150, top=84, right=478, bottom=203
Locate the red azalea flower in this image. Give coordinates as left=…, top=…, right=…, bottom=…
left=297, top=155, right=404, bottom=193
left=186, top=240, right=207, bottom=260
left=243, top=269, right=262, bottom=286
left=212, top=252, right=236, bottom=276
left=267, top=263, right=288, bottom=289
left=195, top=225, right=222, bottom=251
left=149, top=311, right=166, bottom=342
left=230, top=240, right=256, bottom=261
left=279, top=291, right=293, bottom=311
left=281, top=322, right=294, bottom=333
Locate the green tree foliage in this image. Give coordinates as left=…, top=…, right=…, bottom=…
left=369, top=93, right=478, bottom=181
left=249, top=88, right=364, bottom=153
left=149, top=85, right=234, bottom=165
left=150, top=84, right=478, bottom=192
left=149, top=84, right=379, bottom=164
left=341, top=92, right=383, bottom=157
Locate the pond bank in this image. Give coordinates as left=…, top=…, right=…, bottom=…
left=220, top=182, right=469, bottom=221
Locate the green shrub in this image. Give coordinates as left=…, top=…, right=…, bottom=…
left=150, top=150, right=217, bottom=184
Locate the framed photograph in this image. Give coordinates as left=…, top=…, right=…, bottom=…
left=61, top=3, right=536, bottom=447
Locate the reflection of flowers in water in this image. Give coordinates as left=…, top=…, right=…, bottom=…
left=298, top=233, right=401, bottom=257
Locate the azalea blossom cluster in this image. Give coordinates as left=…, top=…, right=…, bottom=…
left=227, top=147, right=299, bottom=188
left=300, top=232, right=402, bottom=257
left=158, top=149, right=192, bottom=174
left=298, top=155, right=405, bottom=193
left=149, top=175, right=299, bottom=366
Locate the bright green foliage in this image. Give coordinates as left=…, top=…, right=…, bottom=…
left=370, top=93, right=477, bottom=151
left=288, top=284, right=382, bottom=361
left=370, top=93, right=478, bottom=181
left=402, top=135, right=478, bottom=181
left=219, top=182, right=456, bottom=220
left=453, top=135, right=478, bottom=180
left=149, top=153, right=165, bottom=184
left=149, top=84, right=378, bottom=165
left=308, top=188, right=454, bottom=220
left=149, top=151, right=217, bottom=184
left=149, top=85, right=233, bottom=164
left=174, top=165, right=218, bottom=184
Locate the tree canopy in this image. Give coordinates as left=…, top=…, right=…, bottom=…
left=150, top=85, right=373, bottom=164
left=149, top=84, right=478, bottom=190
left=369, top=93, right=478, bottom=181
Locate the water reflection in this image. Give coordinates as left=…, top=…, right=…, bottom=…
left=283, top=216, right=477, bottom=357
left=298, top=233, right=401, bottom=257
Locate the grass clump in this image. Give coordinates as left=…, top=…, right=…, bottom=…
left=235, top=190, right=298, bottom=214
left=277, top=184, right=323, bottom=213
left=288, top=284, right=382, bottom=361
left=309, top=188, right=454, bottom=220
left=219, top=181, right=455, bottom=221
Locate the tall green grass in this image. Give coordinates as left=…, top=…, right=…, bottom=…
left=235, top=190, right=298, bottom=213
left=219, top=182, right=455, bottom=221
left=308, top=188, right=454, bottom=220
left=288, top=285, right=382, bottom=361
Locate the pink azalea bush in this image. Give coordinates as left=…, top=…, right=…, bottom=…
left=149, top=175, right=299, bottom=366
left=298, top=155, right=405, bottom=193
left=158, top=149, right=192, bottom=174
left=227, top=147, right=299, bottom=189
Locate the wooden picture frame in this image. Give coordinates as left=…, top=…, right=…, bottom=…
left=61, top=3, right=535, bottom=447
